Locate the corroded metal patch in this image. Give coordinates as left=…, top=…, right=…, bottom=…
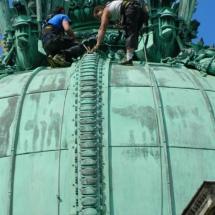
left=0, top=97, right=18, bottom=157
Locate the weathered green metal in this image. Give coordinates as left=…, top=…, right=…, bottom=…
left=0, top=0, right=215, bottom=215
left=0, top=55, right=215, bottom=214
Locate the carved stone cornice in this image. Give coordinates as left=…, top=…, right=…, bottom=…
left=182, top=181, right=215, bottom=215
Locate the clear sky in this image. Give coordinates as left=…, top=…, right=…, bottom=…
left=193, top=0, right=215, bottom=45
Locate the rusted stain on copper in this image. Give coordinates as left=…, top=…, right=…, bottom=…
left=112, top=105, right=157, bottom=131
left=24, top=93, right=61, bottom=151
left=122, top=130, right=160, bottom=160
left=47, top=111, right=61, bottom=148
left=111, top=66, right=150, bottom=86
left=0, top=97, right=18, bottom=157
left=34, top=71, right=68, bottom=92
left=123, top=147, right=160, bottom=161
left=166, top=105, right=201, bottom=120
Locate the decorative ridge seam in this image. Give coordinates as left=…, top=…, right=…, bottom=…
left=77, top=53, right=103, bottom=215
left=7, top=67, right=45, bottom=215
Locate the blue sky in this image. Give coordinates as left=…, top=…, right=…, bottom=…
left=193, top=0, right=215, bottom=45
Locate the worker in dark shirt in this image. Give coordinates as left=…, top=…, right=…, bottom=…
left=42, top=7, right=96, bottom=67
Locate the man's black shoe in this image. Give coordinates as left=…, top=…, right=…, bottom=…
left=53, top=54, right=71, bottom=67
left=120, top=59, right=133, bottom=66
left=48, top=55, right=58, bottom=68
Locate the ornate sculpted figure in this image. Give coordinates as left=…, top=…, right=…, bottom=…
left=0, top=0, right=214, bottom=75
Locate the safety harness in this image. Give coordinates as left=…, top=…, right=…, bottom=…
left=121, top=0, right=143, bottom=11
left=120, top=0, right=148, bottom=25
left=121, top=0, right=135, bottom=9
left=120, top=0, right=142, bottom=26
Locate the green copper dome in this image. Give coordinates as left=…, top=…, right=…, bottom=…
left=0, top=54, right=215, bottom=214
